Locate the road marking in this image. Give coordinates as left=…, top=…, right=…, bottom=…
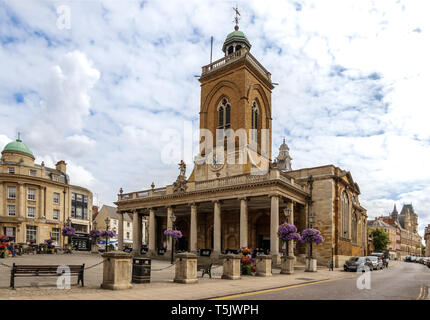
left=417, top=285, right=428, bottom=300
left=209, top=275, right=356, bottom=300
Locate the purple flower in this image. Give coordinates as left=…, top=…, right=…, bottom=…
left=62, top=226, right=76, bottom=237
left=164, top=229, right=183, bottom=239
left=278, top=223, right=301, bottom=242
left=100, top=230, right=116, bottom=238
left=300, top=228, right=324, bottom=244
left=90, top=230, right=101, bottom=239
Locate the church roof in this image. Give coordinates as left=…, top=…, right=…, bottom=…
left=400, top=204, right=416, bottom=215
left=2, top=138, right=34, bottom=158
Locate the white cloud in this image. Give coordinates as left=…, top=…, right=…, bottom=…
left=1, top=0, right=430, bottom=241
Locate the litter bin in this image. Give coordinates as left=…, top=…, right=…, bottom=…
left=132, top=257, right=151, bottom=283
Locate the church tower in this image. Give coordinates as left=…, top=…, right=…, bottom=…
left=275, top=138, right=292, bottom=171
left=192, top=18, right=275, bottom=182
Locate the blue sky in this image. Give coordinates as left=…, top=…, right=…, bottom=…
left=1, top=0, right=430, bottom=240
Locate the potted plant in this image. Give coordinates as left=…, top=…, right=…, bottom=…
left=240, top=246, right=255, bottom=275
left=278, top=223, right=301, bottom=274
left=301, top=228, right=324, bottom=272
left=45, top=238, right=55, bottom=254
left=100, top=230, right=116, bottom=251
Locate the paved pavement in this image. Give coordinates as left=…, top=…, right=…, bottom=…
left=221, top=260, right=430, bottom=300
left=0, top=252, right=355, bottom=300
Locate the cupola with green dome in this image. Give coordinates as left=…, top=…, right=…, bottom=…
left=222, top=25, right=252, bottom=56
left=2, top=133, right=35, bottom=160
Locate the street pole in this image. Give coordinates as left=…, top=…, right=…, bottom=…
left=171, top=222, right=175, bottom=265
left=307, top=175, right=314, bottom=259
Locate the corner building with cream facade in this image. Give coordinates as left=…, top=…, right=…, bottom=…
left=0, top=137, right=93, bottom=248
left=115, top=27, right=367, bottom=267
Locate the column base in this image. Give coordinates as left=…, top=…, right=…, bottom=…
left=305, top=258, right=317, bottom=272
left=271, top=254, right=281, bottom=266
left=221, top=274, right=241, bottom=280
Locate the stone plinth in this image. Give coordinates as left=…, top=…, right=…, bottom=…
left=101, top=251, right=132, bottom=290
left=174, top=252, right=198, bottom=284
left=305, top=257, right=317, bottom=272
left=91, top=243, right=99, bottom=254
left=256, top=255, right=272, bottom=277
left=221, top=254, right=241, bottom=280
left=281, top=256, right=295, bottom=274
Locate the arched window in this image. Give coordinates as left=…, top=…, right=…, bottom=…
left=228, top=46, right=234, bottom=55
left=341, top=191, right=350, bottom=239
left=218, top=98, right=231, bottom=129
left=352, top=212, right=357, bottom=244
left=251, top=101, right=259, bottom=142
left=362, top=218, right=366, bottom=248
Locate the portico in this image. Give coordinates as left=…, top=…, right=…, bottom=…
left=115, top=171, right=309, bottom=263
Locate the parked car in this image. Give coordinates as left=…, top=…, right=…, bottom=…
left=371, top=252, right=389, bottom=268
left=367, top=256, right=383, bottom=270
left=404, top=256, right=411, bottom=262
left=411, top=256, right=417, bottom=262
left=344, top=256, right=374, bottom=272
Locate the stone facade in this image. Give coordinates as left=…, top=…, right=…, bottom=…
left=114, top=27, right=366, bottom=268
left=425, top=225, right=430, bottom=257
left=0, top=138, right=93, bottom=246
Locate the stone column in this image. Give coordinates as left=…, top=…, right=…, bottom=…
left=39, top=187, right=45, bottom=219
left=137, top=213, right=143, bottom=253
left=190, top=203, right=197, bottom=253
left=239, top=197, right=248, bottom=248
left=132, top=210, right=141, bottom=254
left=18, top=183, right=24, bottom=217
left=213, top=200, right=221, bottom=257
left=118, top=211, right=124, bottom=251
left=101, top=251, right=132, bottom=290
left=166, top=206, right=173, bottom=252
left=270, top=195, right=280, bottom=264
left=148, top=208, right=156, bottom=255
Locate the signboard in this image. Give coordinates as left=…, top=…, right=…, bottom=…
left=5, top=227, right=15, bottom=237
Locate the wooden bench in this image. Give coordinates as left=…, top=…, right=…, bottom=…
left=10, top=263, right=85, bottom=289
left=197, top=262, right=213, bottom=278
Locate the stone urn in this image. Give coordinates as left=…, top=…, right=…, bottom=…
left=305, top=257, right=317, bottom=272
left=281, top=255, right=295, bottom=274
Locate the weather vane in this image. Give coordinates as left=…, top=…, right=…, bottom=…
left=233, top=4, right=240, bottom=29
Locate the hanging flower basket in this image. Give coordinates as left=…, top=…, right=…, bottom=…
left=0, top=235, right=9, bottom=243
left=300, top=228, right=324, bottom=244
left=164, top=229, right=183, bottom=239
left=62, top=226, right=76, bottom=237
left=100, top=230, right=116, bottom=238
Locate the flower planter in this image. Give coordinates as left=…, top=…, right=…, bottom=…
left=305, top=257, right=317, bottom=272
left=281, top=255, right=295, bottom=274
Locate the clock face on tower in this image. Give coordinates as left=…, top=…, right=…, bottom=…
left=209, top=152, right=224, bottom=171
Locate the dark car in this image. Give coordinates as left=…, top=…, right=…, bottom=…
left=371, top=252, right=388, bottom=268
left=344, top=257, right=373, bottom=272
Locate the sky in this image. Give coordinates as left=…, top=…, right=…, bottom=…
left=1, top=0, right=429, bottom=241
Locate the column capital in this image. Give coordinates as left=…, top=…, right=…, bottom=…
left=188, top=202, right=198, bottom=207
left=268, top=193, right=279, bottom=199
left=238, top=197, right=248, bottom=202
left=212, top=199, right=222, bottom=204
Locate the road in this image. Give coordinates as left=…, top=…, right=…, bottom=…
left=222, top=261, right=430, bottom=300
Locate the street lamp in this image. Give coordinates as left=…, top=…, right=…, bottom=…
left=170, top=212, right=176, bottom=264
left=330, top=243, right=335, bottom=271
left=309, top=215, right=315, bottom=258
left=104, top=217, right=110, bottom=253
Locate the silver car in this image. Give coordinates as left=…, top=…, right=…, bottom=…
left=367, top=256, right=383, bottom=270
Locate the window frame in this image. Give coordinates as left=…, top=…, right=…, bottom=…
left=53, top=192, right=60, bottom=205
left=27, top=206, right=36, bottom=218
left=27, top=188, right=36, bottom=201
left=8, top=167, right=15, bottom=174
left=7, top=186, right=16, bottom=199
left=7, top=204, right=16, bottom=216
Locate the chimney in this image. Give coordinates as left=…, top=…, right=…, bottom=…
left=55, top=160, right=67, bottom=173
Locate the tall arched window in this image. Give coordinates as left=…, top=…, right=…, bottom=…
left=217, top=98, right=231, bottom=130
left=341, top=191, right=350, bottom=239
left=251, top=101, right=259, bottom=142
left=362, top=218, right=366, bottom=248
left=352, top=212, right=357, bottom=244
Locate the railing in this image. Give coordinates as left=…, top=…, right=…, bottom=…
left=201, top=48, right=271, bottom=82
left=119, top=172, right=306, bottom=201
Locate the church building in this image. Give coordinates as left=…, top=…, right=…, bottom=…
left=115, top=24, right=367, bottom=267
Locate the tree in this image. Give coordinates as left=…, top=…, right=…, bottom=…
left=422, top=244, right=426, bottom=256
left=369, top=228, right=390, bottom=252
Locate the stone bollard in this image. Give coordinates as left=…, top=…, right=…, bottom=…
left=101, top=251, right=132, bottom=290
left=256, top=255, right=272, bottom=277
left=305, top=257, right=317, bottom=272
left=174, top=252, right=198, bottom=284
left=221, top=254, right=241, bottom=280
left=281, top=255, right=295, bottom=274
